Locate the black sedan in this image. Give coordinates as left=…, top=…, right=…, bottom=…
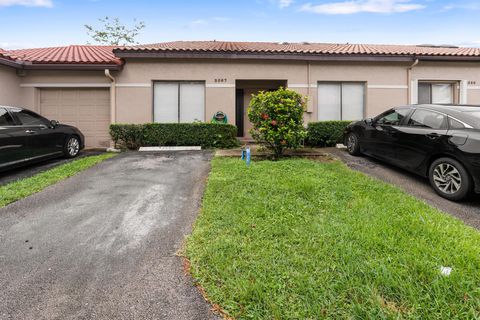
left=0, top=106, right=84, bottom=172
left=344, top=104, right=480, bottom=201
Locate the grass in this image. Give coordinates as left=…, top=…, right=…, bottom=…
left=0, top=153, right=116, bottom=208
left=186, top=158, right=480, bottom=319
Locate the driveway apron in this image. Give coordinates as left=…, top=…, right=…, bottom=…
left=0, top=151, right=218, bottom=320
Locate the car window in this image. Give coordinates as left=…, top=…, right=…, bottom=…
left=408, top=109, right=447, bottom=130
left=376, top=109, right=410, bottom=126
left=11, top=109, right=48, bottom=126
left=449, top=118, right=466, bottom=130
left=0, top=108, right=14, bottom=126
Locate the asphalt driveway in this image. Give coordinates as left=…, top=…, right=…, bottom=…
left=0, top=151, right=218, bottom=320
left=329, top=148, right=480, bottom=230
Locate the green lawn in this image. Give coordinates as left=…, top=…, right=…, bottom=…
left=0, top=153, right=116, bottom=208
left=186, top=158, right=480, bottom=319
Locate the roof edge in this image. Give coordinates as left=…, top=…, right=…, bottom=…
left=0, top=60, right=123, bottom=71
left=21, top=63, right=123, bottom=71
left=113, top=50, right=419, bottom=62
left=114, top=50, right=480, bottom=62
left=0, top=58, right=22, bottom=69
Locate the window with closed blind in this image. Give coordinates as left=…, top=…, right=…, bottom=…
left=153, top=81, right=205, bottom=123
left=418, top=82, right=454, bottom=104
left=317, top=82, right=365, bottom=121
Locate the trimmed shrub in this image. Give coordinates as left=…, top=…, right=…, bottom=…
left=248, top=88, right=307, bottom=158
left=110, top=123, right=239, bottom=149
left=306, top=121, right=352, bottom=147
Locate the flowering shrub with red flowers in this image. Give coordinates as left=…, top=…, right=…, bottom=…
left=248, top=88, right=307, bottom=158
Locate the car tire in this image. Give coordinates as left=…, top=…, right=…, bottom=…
left=346, top=132, right=361, bottom=156
left=429, top=157, right=471, bottom=201
left=64, top=135, right=81, bottom=158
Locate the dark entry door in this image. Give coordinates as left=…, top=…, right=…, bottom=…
left=235, top=89, right=244, bottom=137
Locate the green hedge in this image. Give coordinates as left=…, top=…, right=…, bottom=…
left=110, top=123, right=239, bottom=149
left=306, top=121, right=352, bottom=147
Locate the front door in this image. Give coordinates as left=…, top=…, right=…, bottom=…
left=242, top=89, right=258, bottom=139
left=235, top=89, right=244, bottom=137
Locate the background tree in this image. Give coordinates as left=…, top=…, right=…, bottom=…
left=85, top=17, right=146, bottom=46
left=248, top=88, right=307, bottom=159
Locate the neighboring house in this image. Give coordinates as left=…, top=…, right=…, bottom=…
left=1, top=41, right=480, bottom=148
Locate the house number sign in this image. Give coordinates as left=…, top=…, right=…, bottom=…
left=214, top=78, right=227, bottom=83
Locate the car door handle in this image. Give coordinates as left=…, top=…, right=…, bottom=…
left=25, top=130, right=36, bottom=134
left=426, top=133, right=440, bottom=140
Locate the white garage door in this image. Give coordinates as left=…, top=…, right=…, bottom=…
left=40, top=88, right=110, bottom=148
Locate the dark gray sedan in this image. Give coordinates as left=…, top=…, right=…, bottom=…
left=0, top=106, right=84, bottom=172
left=344, top=104, right=480, bottom=201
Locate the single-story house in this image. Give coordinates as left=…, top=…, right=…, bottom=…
left=1, top=41, right=480, bottom=148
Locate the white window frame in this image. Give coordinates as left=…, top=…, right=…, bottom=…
left=153, top=81, right=206, bottom=123
left=317, top=81, right=366, bottom=121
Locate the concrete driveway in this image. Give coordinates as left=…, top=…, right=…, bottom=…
left=0, top=151, right=218, bottom=320
left=329, top=148, right=480, bottom=230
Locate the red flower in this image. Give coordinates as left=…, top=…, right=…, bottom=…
left=271, top=120, right=277, bottom=126
left=262, top=113, right=269, bottom=120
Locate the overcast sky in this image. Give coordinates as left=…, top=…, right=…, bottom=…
left=1, top=0, right=479, bottom=49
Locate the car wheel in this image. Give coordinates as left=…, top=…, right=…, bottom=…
left=64, top=136, right=81, bottom=158
left=429, top=157, right=471, bottom=201
left=346, top=132, right=361, bottom=156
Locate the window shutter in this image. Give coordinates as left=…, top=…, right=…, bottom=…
left=418, top=83, right=431, bottom=104
left=432, top=84, right=453, bottom=104
left=318, top=83, right=341, bottom=121
left=341, top=83, right=364, bottom=120
left=179, top=82, right=205, bottom=123
left=154, top=82, right=179, bottom=123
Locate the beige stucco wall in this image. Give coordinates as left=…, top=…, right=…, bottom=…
left=0, top=65, right=21, bottom=106
left=115, top=59, right=415, bottom=126
left=1, top=58, right=480, bottom=133
left=115, top=59, right=306, bottom=125
left=412, top=61, right=480, bottom=106
left=15, top=70, right=110, bottom=113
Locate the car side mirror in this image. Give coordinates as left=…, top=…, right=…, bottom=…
left=50, top=120, right=59, bottom=127
left=365, top=118, right=374, bottom=126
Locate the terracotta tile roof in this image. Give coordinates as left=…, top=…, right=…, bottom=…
left=0, top=48, right=20, bottom=61
left=1, top=41, right=480, bottom=67
left=116, top=41, right=480, bottom=57
left=1, top=45, right=122, bottom=65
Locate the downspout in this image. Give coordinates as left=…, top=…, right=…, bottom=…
left=105, top=69, right=117, bottom=149
left=407, top=58, right=419, bottom=104
left=104, top=69, right=116, bottom=125
left=307, top=61, right=313, bottom=113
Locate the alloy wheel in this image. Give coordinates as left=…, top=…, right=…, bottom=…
left=67, top=137, right=80, bottom=156
left=347, top=134, right=356, bottom=153
left=433, top=163, right=462, bottom=194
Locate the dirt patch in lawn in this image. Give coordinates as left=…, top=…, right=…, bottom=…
left=216, top=145, right=334, bottom=162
